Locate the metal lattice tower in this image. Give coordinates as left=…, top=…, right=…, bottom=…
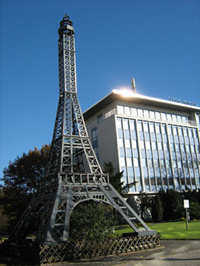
left=9, top=15, right=156, bottom=244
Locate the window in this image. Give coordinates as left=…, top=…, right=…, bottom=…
left=153, top=150, right=158, bottom=158
left=116, top=118, right=122, bottom=129
left=117, top=105, right=123, bottom=114
left=173, top=126, right=177, bottom=135
left=177, top=115, right=182, bottom=122
left=166, top=159, right=171, bottom=168
left=163, top=135, right=167, bottom=142
left=146, top=141, right=150, bottom=150
left=97, top=114, right=103, bottom=123
left=155, top=112, right=161, bottom=120
left=178, top=127, right=183, bottom=136
left=168, top=125, right=172, bottom=135
left=91, top=127, right=98, bottom=156
left=129, top=120, right=135, bottom=130
left=133, top=149, right=138, bottom=157
left=186, top=145, right=190, bottom=153
left=154, top=159, right=159, bottom=168
left=120, top=157, right=125, bottom=167
left=120, top=148, right=125, bottom=157
left=144, top=110, right=149, bottom=117
left=150, top=111, right=155, bottom=119
left=148, top=159, right=153, bottom=168
left=134, top=158, right=139, bottom=167
left=124, top=130, right=130, bottom=139
left=183, top=127, right=188, bottom=137
left=139, top=140, right=144, bottom=149
left=128, top=167, right=134, bottom=177
left=118, top=129, right=123, bottom=139
left=139, top=131, right=144, bottom=140
left=150, top=123, right=155, bottom=132
left=172, top=114, right=177, bottom=122
left=161, top=125, right=166, bottom=134
left=124, top=106, right=130, bottom=115
left=125, top=139, right=130, bottom=148
left=152, top=142, right=157, bottom=150
left=175, top=144, right=180, bottom=152
left=123, top=119, right=129, bottom=130
left=132, top=140, right=137, bottom=149
left=151, top=132, right=156, bottom=141
left=138, top=109, right=143, bottom=117
left=182, top=116, right=188, bottom=123
left=181, top=144, right=185, bottom=153
left=188, top=128, right=193, bottom=137
left=157, top=134, right=162, bottom=142
left=131, top=131, right=136, bottom=139
left=137, top=121, right=142, bottom=131
left=161, top=112, right=167, bottom=120
left=178, top=160, right=182, bottom=168
left=92, top=127, right=98, bottom=141
left=126, top=148, right=132, bottom=157
left=143, top=122, right=149, bottom=132
left=163, top=143, right=168, bottom=151
left=158, top=142, right=163, bottom=150
left=160, top=159, right=165, bottom=168
left=145, top=132, right=150, bottom=140
left=127, top=158, right=132, bottom=166
left=131, top=108, right=137, bottom=116
left=191, top=145, right=195, bottom=153
left=142, top=158, right=147, bottom=167
left=118, top=139, right=124, bottom=147
left=167, top=113, right=172, bottom=120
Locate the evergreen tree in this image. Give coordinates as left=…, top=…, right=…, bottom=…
left=159, top=189, right=183, bottom=221
left=69, top=201, right=115, bottom=241
left=104, top=161, right=136, bottom=195
left=151, top=195, right=164, bottom=222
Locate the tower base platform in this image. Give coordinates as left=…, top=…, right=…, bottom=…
left=1, top=234, right=160, bottom=264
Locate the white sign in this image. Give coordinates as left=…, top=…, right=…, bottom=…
left=184, top=199, right=190, bottom=208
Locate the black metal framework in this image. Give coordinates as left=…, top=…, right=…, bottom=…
left=8, top=15, right=156, bottom=248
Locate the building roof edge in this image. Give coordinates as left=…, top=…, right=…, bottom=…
left=83, top=91, right=200, bottom=120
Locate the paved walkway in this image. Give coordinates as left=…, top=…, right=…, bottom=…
left=49, top=240, right=200, bottom=266
left=0, top=240, right=199, bottom=265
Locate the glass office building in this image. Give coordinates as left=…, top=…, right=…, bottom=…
left=83, top=89, right=200, bottom=194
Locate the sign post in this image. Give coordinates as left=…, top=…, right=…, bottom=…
left=184, top=199, right=190, bottom=230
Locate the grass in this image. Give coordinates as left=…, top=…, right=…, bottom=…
left=115, top=220, right=200, bottom=240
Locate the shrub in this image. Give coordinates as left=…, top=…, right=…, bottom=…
left=189, top=202, right=200, bottom=220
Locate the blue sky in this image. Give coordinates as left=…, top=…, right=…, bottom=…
left=0, top=0, right=200, bottom=177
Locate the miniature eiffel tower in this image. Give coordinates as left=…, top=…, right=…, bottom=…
left=9, top=15, right=156, bottom=244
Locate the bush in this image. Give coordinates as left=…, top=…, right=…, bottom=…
left=189, top=202, right=200, bottom=220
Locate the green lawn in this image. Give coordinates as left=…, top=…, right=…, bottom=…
left=115, top=220, right=200, bottom=240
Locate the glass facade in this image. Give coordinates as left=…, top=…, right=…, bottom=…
left=116, top=106, right=200, bottom=193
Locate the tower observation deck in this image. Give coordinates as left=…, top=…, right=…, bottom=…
left=6, top=15, right=158, bottom=262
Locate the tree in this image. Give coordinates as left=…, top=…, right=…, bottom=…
left=139, top=193, right=153, bottom=221
left=104, top=161, right=135, bottom=195
left=69, top=201, right=115, bottom=241
left=104, top=162, right=124, bottom=194
left=103, top=161, right=137, bottom=225
left=151, top=195, right=164, bottom=222
left=159, top=189, right=183, bottom=221
left=0, top=145, right=50, bottom=232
